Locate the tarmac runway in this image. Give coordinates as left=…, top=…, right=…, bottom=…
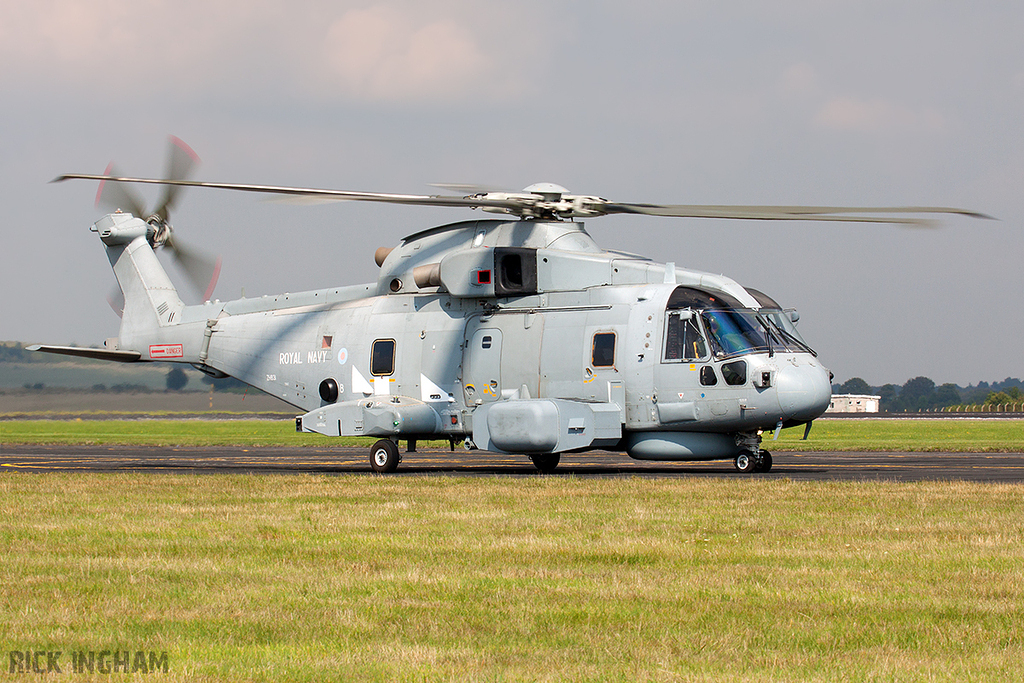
left=2, top=444, right=1022, bottom=481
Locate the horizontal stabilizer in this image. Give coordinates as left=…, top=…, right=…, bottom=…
left=27, top=344, right=142, bottom=363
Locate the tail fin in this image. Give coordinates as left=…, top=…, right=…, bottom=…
left=93, top=213, right=185, bottom=351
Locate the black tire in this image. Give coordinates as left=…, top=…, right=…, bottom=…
left=758, top=450, right=773, bottom=473
left=370, top=439, right=400, bottom=473
left=735, top=450, right=757, bottom=473
left=530, top=453, right=560, bottom=474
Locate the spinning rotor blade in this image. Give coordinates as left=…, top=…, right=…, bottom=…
left=95, top=163, right=147, bottom=218
left=600, top=202, right=992, bottom=226
left=165, top=234, right=222, bottom=301
left=107, top=287, right=125, bottom=318
left=54, top=175, right=529, bottom=211
left=153, top=135, right=200, bottom=222
left=430, top=183, right=510, bottom=195
left=55, top=173, right=992, bottom=226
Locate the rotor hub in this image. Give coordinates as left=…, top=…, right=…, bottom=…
left=146, top=217, right=172, bottom=249
left=471, top=183, right=609, bottom=220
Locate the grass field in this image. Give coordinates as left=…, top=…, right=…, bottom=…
left=2, top=418, right=1022, bottom=452
left=2, top=419, right=1020, bottom=680
left=1, top=474, right=1022, bottom=681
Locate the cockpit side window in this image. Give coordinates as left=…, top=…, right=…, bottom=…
left=663, top=311, right=708, bottom=361
left=745, top=286, right=815, bottom=354
left=762, top=309, right=811, bottom=351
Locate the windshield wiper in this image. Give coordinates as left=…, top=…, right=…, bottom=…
left=756, top=315, right=775, bottom=358
left=766, top=317, right=817, bottom=357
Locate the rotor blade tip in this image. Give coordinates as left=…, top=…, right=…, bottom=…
left=95, top=162, right=115, bottom=207
left=169, top=135, right=201, bottom=164
left=203, top=256, right=223, bottom=302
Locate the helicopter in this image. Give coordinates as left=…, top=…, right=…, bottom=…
left=31, top=137, right=989, bottom=473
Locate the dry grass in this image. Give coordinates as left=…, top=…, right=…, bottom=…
left=1, top=474, right=1022, bottom=681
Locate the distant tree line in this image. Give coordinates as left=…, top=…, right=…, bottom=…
left=984, top=386, right=1023, bottom=406
left=166, top=367, right=189, bottom=391
left=167, top=368, right=251, bottom=392
left=832, top=376, right=1024, bottom=412
left=20, top=383, right=153, bottom=393
left=87, top=383, right=153, bottom=393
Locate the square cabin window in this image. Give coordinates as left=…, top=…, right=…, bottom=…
left=370, top=339, right=396, bottom=376
left=592, top=332, right=616, bottom=368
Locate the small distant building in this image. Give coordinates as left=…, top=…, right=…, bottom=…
left=827, top=394, right=881, bottom=413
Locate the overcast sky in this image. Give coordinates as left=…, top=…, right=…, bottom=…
left=1, top=1, right=1021, bottom=387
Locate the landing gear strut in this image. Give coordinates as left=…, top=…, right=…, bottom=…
left=734, top=431, right=772, bottom=474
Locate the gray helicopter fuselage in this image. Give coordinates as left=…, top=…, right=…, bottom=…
left=46, top=213, right=832, bottom=464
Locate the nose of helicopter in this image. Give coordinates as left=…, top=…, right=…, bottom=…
left=776, top=361, right=832, bottom=422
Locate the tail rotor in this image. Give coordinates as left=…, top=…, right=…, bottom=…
left=95, top=136, right=221, bottom=306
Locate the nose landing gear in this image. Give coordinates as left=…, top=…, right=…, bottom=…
left=734, top=431, right=773, bottom=474
left=734, top=449, right=772, bottom=473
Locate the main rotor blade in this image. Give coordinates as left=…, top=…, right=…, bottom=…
left=94, top=163, right=147, bottom=218
left=430, top=183, right=511, bottom=195
left=165, top=235, right=222, bottom=301
left=601, top=202, right=993, bottom=225
left=53, top=174, right=529, bottom=212
left=153, top=135, right=200, bottom=222
left=54, top=173, right=993, bottom=226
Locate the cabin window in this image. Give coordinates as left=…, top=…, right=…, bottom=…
left=592, top=332, right=616, bottom=368
left=722, top=360, right=747, bottom=386
left=663, top=311, right=708, bottom=361
left=370, top=339, right=396, bottom=376
left=700, top=366, right=717, bottom=386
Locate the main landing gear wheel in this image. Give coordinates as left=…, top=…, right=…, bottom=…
left=756, top=450, right=773, bottom=473
left=370, top=439, right=400, bottom=473
left=530, top=453, right=560, bottom=474
left=734, top=450, right=757, bottom=473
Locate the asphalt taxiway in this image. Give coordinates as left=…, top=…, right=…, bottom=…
left=1, top=445, right=1022, bottom=481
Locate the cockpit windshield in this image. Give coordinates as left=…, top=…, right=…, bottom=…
left=702, top=309, right=770, bottom=358
left=665, top=286, right=815, bottom=360
left=702, top=309, right=813, bottom=358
